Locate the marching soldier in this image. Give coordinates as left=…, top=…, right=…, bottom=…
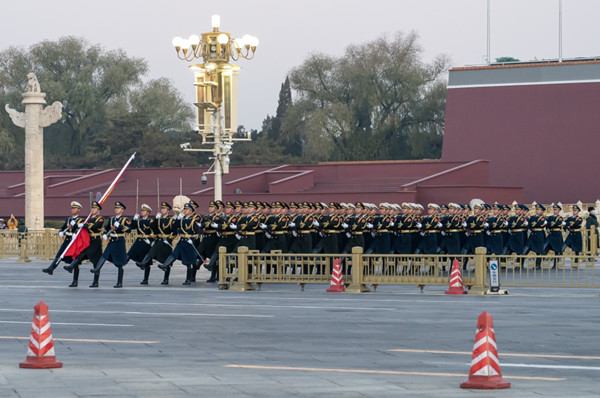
left=158, top=202, right=201, bottom=285
left=544, top=204, right=564, bottom=255
left=262, top=202, right=289, bottom=253
left=485, top=203, right=505, bottom=255
left=199, top=201, right=223, bottom=283
left=461, top=202, right=486, bottom=268
left=128, top=204, right=156, bottom=284
left=138, top=202, right=175, bottom=285
left=63, top=201, right=105, bottom=287
left=415, top=203, right=442, bottom=255
left=205, top=201, right=241, bottom=280
left=90, top=201, right=131, bottom=288
left=43, top=201, right=85, bottom=275
left=563, top=205, right=583, bottom=262
left=439, top=202, right=463, bottom=258
left=234, top=201, right=260, bottom=252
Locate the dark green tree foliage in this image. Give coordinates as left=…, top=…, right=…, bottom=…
left=276, top=32, right=449, bottom=162
left=495, top=56, right=520, bottom=63
left=0, top=36, right=195, bottom=169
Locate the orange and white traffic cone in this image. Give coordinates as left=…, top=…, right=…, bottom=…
left=460, top=311, right=510, bottom=389
left=19, top=301, right=63, bottom=369
left=445, top=259, right=466, bottom=295
left=326, top=258, right=345, bottom=292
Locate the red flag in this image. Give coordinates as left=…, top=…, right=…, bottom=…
left=63, top=228, right=90, bottom=259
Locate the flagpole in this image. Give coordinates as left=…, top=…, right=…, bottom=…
left=58, top=152, right=136, bottom=261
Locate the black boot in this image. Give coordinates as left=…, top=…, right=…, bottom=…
left=90, top=256, right=107, bottom=274
left=63, top=257, right=82, bottom=274
left=136, top=253, right=152, bottom=270
left=69, top=267, right=79, bottom=287
left=89, top=272, right=100, bottom=288
left=158, top=255, right=176, bottom=272
left=190, top=264, right=198, bottom=283
left=161, top=267, right=170, bottom=285
left=141, top=265, right=150, bottom=285
left=207, top=266, right=218, bottom=283
left=114, top=266, right=124, bottom=288
left=182, top=266, right=192, bottom=285
left=42, top=257, right=61, bottom=275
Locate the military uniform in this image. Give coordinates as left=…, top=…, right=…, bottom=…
left=485, top=204, right=505, bottom=255
left=90, top=201, right=131, bottom=288
left=42, top=201, right=85, bottom=275
left=127, top=204, right=156, bottom=276
left=524, top=204, right=547, bottom=255
left=564, top=205, right=583, bottom=254
left=63, top=201, right=105, bottom=287
left=137, top=202, right=175, bottom=285
left=506, top=204, right=528, bottom=255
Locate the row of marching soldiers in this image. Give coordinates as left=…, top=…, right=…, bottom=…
left=41, top=198, right=594, bottom=287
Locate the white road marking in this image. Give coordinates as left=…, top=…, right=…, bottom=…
left=0, top=320, right=133, bottom=327
left=502, top=363, right=600, bottom=371
left=104, top=301, right=396, bottom=311
left=0, top=308, right=272, bottom=318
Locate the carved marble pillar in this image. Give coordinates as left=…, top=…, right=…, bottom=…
left=5, top=73, right=62, bottom=230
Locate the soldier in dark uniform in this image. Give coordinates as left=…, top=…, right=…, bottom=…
left=585, top=206, right=598, bottom=256
left=199, top=201, right=223, bottom=282
left=262, top=202, right=289, bottom=253
left=506, top=204, right=528, bottom=257
left=342, top=203, right=366, bottom=254
left=485, top=203, right=505, bottom=255
left=205, top=201, right=241, bottom=280
left=523, top=203, right=546, bottom=269
left=544, top=204, right=564, bottom=255
left=137, top=202, right=175, bottom=285
left=563, top=205, right=583, bottom=262
left=439, top=202, right=463, bottom=260
left=158, top=202, right=201, bottom=285
left=90, top=201, right=131, bottom=288
left=461, top=202, right=486, bottom=268
left=393, top=203, right=415, bottom=254
left=63, top=201, right=105, bottom=287
left=42, top=201, right=85, bottom=275
left=128, top=204, right=156, bottom=284
left=234, top=201, right=260, bottom=252
left=288, top=202, right=313, bottom=254
left=415, top=203, right=443, bottom=255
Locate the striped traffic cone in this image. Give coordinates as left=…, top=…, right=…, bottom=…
left=445, top=259, right=466, bottom=294
left=460, top=311, right=510, bottom=389
left=326, top=258, right=345, bottom=292
left=19, top=301, right=63, bottom=369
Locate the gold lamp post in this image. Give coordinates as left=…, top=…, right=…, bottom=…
left=172, top=14, right=258, bottom=201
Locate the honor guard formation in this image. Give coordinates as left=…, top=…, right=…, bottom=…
left=42, top=199, right=589, bottom=287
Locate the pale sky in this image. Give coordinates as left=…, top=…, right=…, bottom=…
left=3, top=0, right=599, bottom=131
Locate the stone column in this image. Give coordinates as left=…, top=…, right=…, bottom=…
left=5, top=73, right=62, bottom=231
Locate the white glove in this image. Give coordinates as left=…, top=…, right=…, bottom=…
left=371, top=232, right=376, bottom=237
left=259, top=223, right=267, bottom=229
left=265, top=232, right=272, bottom=239
left=58, top=231, right=64, bottom=238
left=155, top=213, right=161, bottom=219
left=416, top=223, right=422, bottom=229
left=366, top=223, right=374, bottom=229
left=523, top=221, right=529, bottom=226
left=229, top=223, right=237, bottom=230
left=483, top=222, right=489, bottom=228
left=419, top=232, right=425, bottom=236
left=187, top=239, right=194, bottom=245
left=113, top=221, right=120, bottom=228
left=437, top=222, right=443, bottom=228
left=389, top=222, right=395, bottom=227
left=77, top=223, right=84, bottom=228
left=441, top=231, right=446, bottom=236
left=177, top=213, right=184, bottom=219
left=235, top=233, right=242, bottom=240
left=486, top=230, right=491, bottom=236
left=503, top=221, right=509, bottom=227
left=163, top=239, right=170, bottom=244
left=102, top=234, right=108, bottom=240
left=292, top=230, right=298, bottom=237
left=461, top=221, right=467, bottom=227
left=144, top=238, right=151, bottom=245
left=70, top=220, right=76, bottom=226
left=542, top=221, right=547, bottom=226
left=210, top=222, right=218, bottom=228
left=312, top=220, right=320, bottom=227
left=346, top=232, right=352, bottom=238
left=133, top=214, right=139, bottom=221
left=289, top=222, right=296, bottom=228
left=561, top=222, right=566, bottom=226
left=341, top=222, right=349, bottom=229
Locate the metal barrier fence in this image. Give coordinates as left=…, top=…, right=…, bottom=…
left=219, top=246, right=599, bottom=293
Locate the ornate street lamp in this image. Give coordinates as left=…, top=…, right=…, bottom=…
left=172, top=15, right=258, bottom=201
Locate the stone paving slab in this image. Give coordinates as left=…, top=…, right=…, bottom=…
left=0, top=258, right=599, bottom=397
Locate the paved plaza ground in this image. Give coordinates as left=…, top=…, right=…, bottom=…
left=0, top=258, right=599, bottom=397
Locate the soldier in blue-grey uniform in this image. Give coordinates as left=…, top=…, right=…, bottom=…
left=563, top=205, right=584, bottom=263
left=42, top=201, right=85, bottom=275
left=128, top=204, right=156, bottom=283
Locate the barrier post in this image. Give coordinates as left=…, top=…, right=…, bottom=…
left=468, top=247, right=487, bottom=295
left=217, top=246, right=227, bottom=288
left=345, top=246, right=370, bottom=293
left=229, top=246, right=255, bottom=291
left=17, top=233, right=31, bottom=263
